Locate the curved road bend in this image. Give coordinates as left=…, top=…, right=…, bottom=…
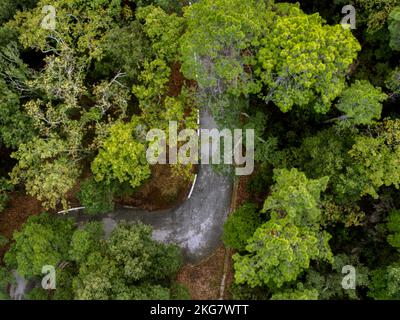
left=10, top=107, right=233, bottom=299
left=77, top=107, right=233, bottom=263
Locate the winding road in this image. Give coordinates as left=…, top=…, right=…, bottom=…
left=79, top=106, right=233, bottom=263
left=9, top=107, right=233, bottom=299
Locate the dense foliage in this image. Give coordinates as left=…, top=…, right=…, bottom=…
left=1, top=0, right=400, bottom=301
left=3, top=214, right=183, bottom=300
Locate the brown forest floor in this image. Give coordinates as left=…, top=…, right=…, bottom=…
left=176, top=246, right=226, bottom=300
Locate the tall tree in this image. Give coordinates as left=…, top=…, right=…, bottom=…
left=91, top=121, right=151, bottom=189
left=256, top=3, right=361, bottom=113
left=5, top=1, right=136, bottom=209
left=72, top=221, right=182, bottom=300
left=4, top=213, right=74, bottom=278
left=233, top=169, right=333, bottom=289
left=180, top=0, right=269, bottom=97
left=336, top=80, right=387, bottom=125
left=233, top=216, right=333, bottom=288
left=262, top=168, right=329, bottom=226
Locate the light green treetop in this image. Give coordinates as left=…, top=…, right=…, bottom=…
left=336, top=80, right=387, bottom=125
left=256, top=3, right=361, bottom=113
left=91, top=120, right=151, bottom=189
left=180, top=0, right=270, bottom=96
left=262, top=168, right=329, bottom=226
left=233, top=217, right=333, bottom=288
left=233, top=168, right=333, bottom=289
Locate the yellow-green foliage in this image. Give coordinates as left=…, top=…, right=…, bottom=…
left=256, top=3, right=361, bottom=113
left=92, top=121, right=151, bottom=189
left=336, top=80, right=387, bottom=125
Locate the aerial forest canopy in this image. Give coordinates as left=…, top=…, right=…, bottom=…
left=0, top=0, right=399, bottom=301
left=0, top=0, right=362, bottom=209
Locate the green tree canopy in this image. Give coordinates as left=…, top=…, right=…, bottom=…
left=368, top=262, right=400, bottom=300
left=69, top=222, right=104, bottom=264
left=270, top=286, right=319, bottom=300
left=262, top=168, right=329, bottom=226
left=11, top=137, right=81, bottom=209
left=0, top=0, right=38, bottom=24
left=304, top=254, right=370, bottom=300
left=222, top=203, right=263, bottom=251
left=389, top=6, right=400, bottom=51
left=387, top=210, right=400, bottom=250
left=180, top=0, right=269, bottom=97
left=78, top=178, right=114, bottom=215
left=72, top=221, right=182, bottom=300
left=336, top=80, right=387, bottom=125
left=233, top=168, right=333, bottom=289
left=91, top=121, right=151, bottom=189
left=4, top=213, right=74, bottom=277
left=279, top=119, right=400, bottom=203
left=256, top=3, right=361, bottom=113
left=233, top=217, right=333, bottom=288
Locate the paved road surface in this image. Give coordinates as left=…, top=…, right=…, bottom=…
left=81, top=106, right=233, bottom=263
left=10, top=107, right=233, bottom=299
